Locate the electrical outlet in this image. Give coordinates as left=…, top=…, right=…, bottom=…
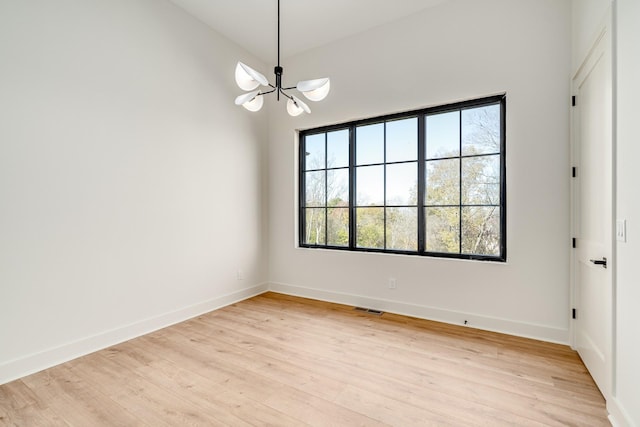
left=236, top=270, right=244, bottom=281
left=388, top=277, right=397, bottom=289
left=616, top=219, right=627, bottom=242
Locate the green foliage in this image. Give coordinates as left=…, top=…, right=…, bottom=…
left=386, top=207, right=417, bottom=251
left=305, top=209, right=325, bottom=245
left=356, top=208, right=384, bottom=249
left=327, top=207, right=349, bottom=246
left=426, top=207, right=460, bottom=253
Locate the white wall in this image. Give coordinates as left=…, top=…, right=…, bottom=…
left=614, top=0, right=640, bottom=424
left=268, top=0, right=572, bottom=342
left=0, top=0, right=268, bottom=384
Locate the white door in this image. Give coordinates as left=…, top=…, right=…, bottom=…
left=571, top=25, right=612, bottom=399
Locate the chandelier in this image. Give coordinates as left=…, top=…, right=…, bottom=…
left=234, top=0, right=331, bottom=116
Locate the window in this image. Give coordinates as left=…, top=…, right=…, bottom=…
left=299, top=95, right=506, bottom=261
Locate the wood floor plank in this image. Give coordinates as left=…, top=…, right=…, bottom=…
left=20, top=365, right=144, bottom=426
left=106, top=342, right=304, bottom=427
left=0, top=292, right=609, bottom=426
left=0, top=380, right=67, bottom=426
left=262, top=386, right=386, bottom=427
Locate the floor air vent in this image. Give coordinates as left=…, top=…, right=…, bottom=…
left=354, top=307, right=384, bottom=316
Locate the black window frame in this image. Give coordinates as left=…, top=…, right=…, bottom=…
left=299, top=95, right=506, bottom=262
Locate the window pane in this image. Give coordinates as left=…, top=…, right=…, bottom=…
left=386, top=117, right=417, bottom=162
left=426, top=111, right=459, bottom=159
left=461, top=206, right=500, bottom=256
left=356, top=165, right=384, bottom=206
left=327, top=169, right=349, bottom=206
left=304, top=208, right=326, bottom=245
left=356, top=123, right=384, bottom=165
left=327, top=208, right=349, bottom=247
left=425, top=158, right=460, bottom=206
left=305, top=171, right=325, bottom=207
left=386, top=207, right=417, bottom=251
left=425, top=207, right=460, bottom=253
left=356, top=207, right=384, bottom=249
left=462, top=155, right=500, bottom=205
left=305, top=133, right=325, bottom=170
left=462, top=104, right=500, bottom=156
left=327, top=129, right=349, bottom=168
left=386, top=162, right=417, bottom=205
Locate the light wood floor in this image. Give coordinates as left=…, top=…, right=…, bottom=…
left=0, top=292, right=609, bottom=426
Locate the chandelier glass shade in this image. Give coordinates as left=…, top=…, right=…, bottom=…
left=234, top=0, right=330, bottom=116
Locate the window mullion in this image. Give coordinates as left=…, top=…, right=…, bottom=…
left=349, top=126, right=356, bottom=249
left=418, top=114, right=426, bottom=253
left=383, top=122, right=387, bottom=250
left=324, top=133, right=328, bottom=245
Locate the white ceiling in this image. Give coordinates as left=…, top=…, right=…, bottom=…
left=169, top=0, right=448, bottom=63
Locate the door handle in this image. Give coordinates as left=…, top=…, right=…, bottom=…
left=589, top=257, right=607, bottom=268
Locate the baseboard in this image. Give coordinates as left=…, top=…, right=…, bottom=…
left=608, top=396, right=637, bottom=427
left=0, top=283, right=269, bottom=386
left=268, top=281, right=569, bottom=344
